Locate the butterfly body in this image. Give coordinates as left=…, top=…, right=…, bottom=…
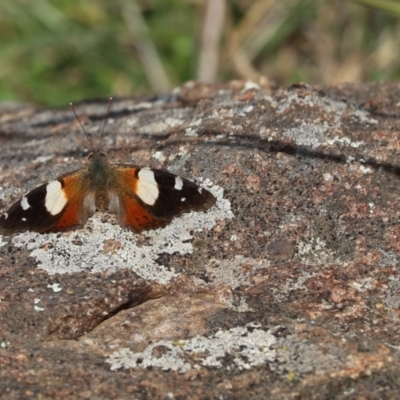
left=0, top=150, right=216, bottom=234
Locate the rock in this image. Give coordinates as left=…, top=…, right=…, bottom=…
left=1, top=81, right=400, bottom=398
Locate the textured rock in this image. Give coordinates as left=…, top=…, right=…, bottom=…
left=1, top=80, right=400, bottom=398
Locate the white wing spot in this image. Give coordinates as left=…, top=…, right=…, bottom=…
left=181, top=197, right=186, bottom=202
left=22, top=218, right=27, bottom=221
left=174, top=176, right=183, bottom=190
left=137, top=169, right=159, bottom=206
left=4, top=212, right=9, bottom=220
left=21, top=196, right=30, bottom=210
left=45, top=181, right=68, bottom=215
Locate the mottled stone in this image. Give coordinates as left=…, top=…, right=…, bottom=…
left=1, top=81, right=400, bottom=399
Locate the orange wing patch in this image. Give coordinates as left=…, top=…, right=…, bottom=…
left=49, top=174, right=87, bottom=230
left=50, top=201, right=81, bottom=230
left=119, top=194, right=163, bottom=232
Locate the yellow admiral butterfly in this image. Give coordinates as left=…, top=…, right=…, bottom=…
left=0, top=99, right=216, bottom=234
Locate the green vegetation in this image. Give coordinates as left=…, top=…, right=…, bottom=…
left=0, top=0, right=400, bottom=106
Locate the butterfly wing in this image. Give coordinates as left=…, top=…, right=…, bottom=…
left=0, top=169, right=93, bottom=234
left=111, top=165, right=216, bottom=232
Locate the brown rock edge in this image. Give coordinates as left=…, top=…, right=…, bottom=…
left=1, top=81, right=400, bottom=398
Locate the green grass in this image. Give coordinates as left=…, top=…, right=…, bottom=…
left=0, top=0, right=400, bottom=106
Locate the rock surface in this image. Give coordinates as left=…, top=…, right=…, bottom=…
left=1, top=80, right=400, bottom=399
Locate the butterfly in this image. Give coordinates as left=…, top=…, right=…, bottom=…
left=0, top=99, right=216, bottom=234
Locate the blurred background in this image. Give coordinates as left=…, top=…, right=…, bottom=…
left=0, top=0, right=400, bottom=106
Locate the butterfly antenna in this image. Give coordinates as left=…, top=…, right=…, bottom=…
left=97, top=97, right=113, bottom=152
left=70, top=102, right=95, bottom=153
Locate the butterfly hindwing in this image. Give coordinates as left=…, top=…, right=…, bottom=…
left=118, top=192, right=165, bottom=231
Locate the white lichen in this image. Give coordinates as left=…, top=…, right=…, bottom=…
left=106, top=323, right=276, bottom=373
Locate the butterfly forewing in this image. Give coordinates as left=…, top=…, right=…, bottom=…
left=149, top=168, right=216, bottom=218
left=111, top=165, right=216, bottom=231
left=0, top=170, right=91, bottom=233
